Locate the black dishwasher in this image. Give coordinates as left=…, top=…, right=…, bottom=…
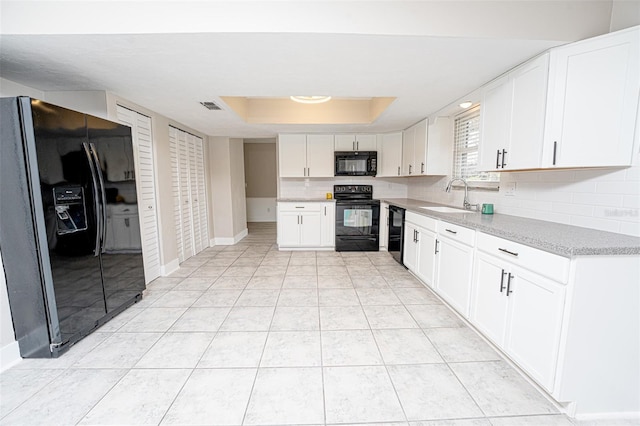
left=388, top=205, right=405, bottom=265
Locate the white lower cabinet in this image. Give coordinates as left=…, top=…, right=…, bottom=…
left=277, top=202, right=334, bottom=249
left=403, top=212, right=437, bottom=287
left=471, top=234, right=567, bottom=392
left=435, top=221, right=475, bottom=316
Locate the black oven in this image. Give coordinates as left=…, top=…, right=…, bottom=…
left=334, top=185, right=380, bottom=251
left=335, top=151, right=377, bottom=176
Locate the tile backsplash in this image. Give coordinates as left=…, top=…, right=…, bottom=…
left=279, top=177, right=409, bottom=200
left=407, top=166, right=640, bottom=237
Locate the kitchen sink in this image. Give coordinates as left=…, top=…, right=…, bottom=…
left=421, top=206, right=468, bottom=213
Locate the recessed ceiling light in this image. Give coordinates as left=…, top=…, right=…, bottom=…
left=459, top=101, right=473, bottom=109
left=290, top=96, right=332, bottom=104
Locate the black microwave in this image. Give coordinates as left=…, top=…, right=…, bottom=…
left=335, top=151, right=377, bottom=176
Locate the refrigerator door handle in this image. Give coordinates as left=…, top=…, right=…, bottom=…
left=82, top=142, right=101, bottom=256
left=89, top=143, right=108, bottom=253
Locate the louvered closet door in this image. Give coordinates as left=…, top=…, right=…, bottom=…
left=116, top=105, right=161, bottom=282
left=188, top=134, right=202, bottom=253
left=169, top=127, right=185, bottom=262
left=194, top=136, right=209, bottom=249
left=169, top=127, right=209, bottom=263
left=178, top=130, right=195, bottom=260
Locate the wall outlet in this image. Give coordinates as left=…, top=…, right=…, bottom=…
left=504, top=182, right=517, bottom=197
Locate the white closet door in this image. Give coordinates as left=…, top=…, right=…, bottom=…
left=170, top=127, right=208, bottom=263
left=116, top=105, right=161, bottom=283
left=188, top=134, right=202, bottom=254
left=178, top=130, right=194, bottom=260
left=194, top=136, right=209, bottom=250
left=169, top=127, right=185, bottom=263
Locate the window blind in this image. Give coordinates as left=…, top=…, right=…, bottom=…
left=453, top=106, right=499, bottom=182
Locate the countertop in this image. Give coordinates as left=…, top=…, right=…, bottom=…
left=382, top=198, right=640, bottom=258
left=277, top=198, right=336, bottom=203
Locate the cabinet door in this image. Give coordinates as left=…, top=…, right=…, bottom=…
left=306, top=134, right=334, bottom=177
left=425, top=117, right=453, bottom=176
left=377, top=133, right=402, bottom=177
left=505, top=54, right=548, bottom=170
left=436, top=237, right=474, bottom=317
left=470, top=253, right=509, bottom=346
left=416, top=229, right=437, bottom=288
left=279, top=134, right=307, bottom=177
left=379, top=202, right=389, bottom=249
left=321, top=203, right=335, bottom=247
left=403, top=223, right=418, bottom=272
left=402, top=126, right=415, bottom=176
left=504, top=267, right=565, bottom=391
left=335, top=134, right=356, bottom=151
left=299, top=211, right=322, bottom=247
left=413, top=120, right=428, bottom=175
left=544, top=28, right=639, bottom=168
left=355, top=134, right=377, bottom=151
left=478, top=76, right=510, bottom=172
left=278, top=211, right=301, bottom=246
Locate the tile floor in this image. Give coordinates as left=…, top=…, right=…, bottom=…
left=0, top=223, right=602, bottom=425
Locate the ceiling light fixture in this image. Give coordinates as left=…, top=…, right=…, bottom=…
left=459, top=101, right=473, bottom=109
left=290, top=96, right=332, bottom=104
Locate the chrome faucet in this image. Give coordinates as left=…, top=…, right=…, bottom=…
left=445, top=178, right=479, bottom=211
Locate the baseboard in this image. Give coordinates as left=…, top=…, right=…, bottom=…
left=574, top=412, right=640, bottom=422
left=160, top=258, right=180, bottom=276
left=214, top=228, right=248, bottom=245
left=0, top=341, right=21, bottom=372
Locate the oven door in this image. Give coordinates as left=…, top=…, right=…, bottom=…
left=335, top=201, right=380, bottom=251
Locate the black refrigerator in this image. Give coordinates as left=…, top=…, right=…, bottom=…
left=0, top=97, right=146, bottom=358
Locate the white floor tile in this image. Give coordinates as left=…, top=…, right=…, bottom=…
left=135, top=332, right=214, bottom=368
left=210, top=276, right=251, bottom=289
left=373, top=329, right=443, bottom=364
left=317, top=275, right=354, bottom=288
left=271, top=306, right=320, bottom=331
left=324, top=366, right=406, bottom=424
left=278, top=289, right=319, bottom=306
left=161, top=368, right=256, bottom=425
left=246, top=275, right=284, bottom=289
left=363, top=305, right=419, bottom=329
left=450, top=361, right=559, bottom=417
left=0, top=369, right=127, bottom=425
left=357, top=288, right=402, bottom=305
left=406, top=304, right=465, bottom=328
left=320, top=306, right=370, bottom=330
left=117, top=307, right=186, bottom=332
left=192, top=289, right=243, bottom=307
left=235, top=289, right=280, bottom=306
left=387, top=364, right=483, bottom=421
left=488, top=415, right=574, bottom=425
left=260, top=331, right=321, bottom=367
left=197, top=331, right=267, bottom=368
left=244, top=367, right=324, bottom=425
left=73, top=332, right=162, bottom=368
left=283, top=275, right=319, bottom=288
left=394, top=287, right=441, bottom=305
left=424, top=328, right=501, bottom=362
left=322, top=330, right=383, bottom=366
left=171, top=276, right=216, bottom=290
left=219, top=306, right=275, bottom=331
left=169, top=307, right=230, bottom=332
left=0, top=369, right=64, bottom=416
left=150, top=290, right=203, bottom=307
left=79, top=369, right=190, bottom=425
left=319, top=288, right=361, bottom=306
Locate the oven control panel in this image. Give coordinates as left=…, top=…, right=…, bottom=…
left=333, top=185, right=373, bottom=200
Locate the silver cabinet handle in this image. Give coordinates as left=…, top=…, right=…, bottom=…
left=445, top=229, right=457, bottom=234
left=421, top=162, right=424, bottom=174
left=498, top=247, right=519, bottom=257
left=397, top=166, right=400, bottom=176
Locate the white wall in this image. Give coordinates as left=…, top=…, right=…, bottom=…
left=209, top=137, right=248, bottom=243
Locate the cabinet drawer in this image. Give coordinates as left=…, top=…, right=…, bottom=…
left=438, top=221, right=475, bottom=246
left=406, top=211, right=437, bottom=232
left=278, top=202, right=322, bottom=212
left=477, top=232, right=570, bottom=283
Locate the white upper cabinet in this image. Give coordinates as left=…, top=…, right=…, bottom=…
left=377, top=132, right=403, bottom=177
left=479, top=54, right=549, bottom=171
left=402, top=118, right=449, bottom=176
left=543, top=27, right=639, bottom=168
left=278, top=134, right=334, bottom=178
left=425, top=116, right=454, bottom=176
left=402, top=125, right=416, bottom=175
left=335, top=134, right=377, bottom=151
left=479, top=27, right=639, bottom=171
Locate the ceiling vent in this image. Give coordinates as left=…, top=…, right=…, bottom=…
left=200, top=101, right=222, bottom=111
